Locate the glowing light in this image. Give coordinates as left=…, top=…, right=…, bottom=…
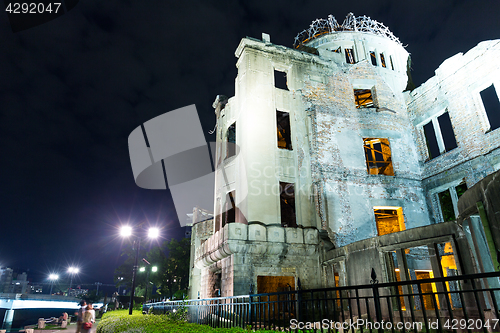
left=120, top=226, right=133, bottom=237
left=139, top=267, right=145, bottom=272
left=68, top=267, right=79, bottom=274
left=48, top=274, right=59, bottom=281
left=152, top=266, right=157, bottom=273
left=148, top=228, right=159, bottom=239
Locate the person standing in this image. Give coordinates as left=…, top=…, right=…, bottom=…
left=81, top=304, right=95, bottom=333
left=75, top=300, right=86, bottom=333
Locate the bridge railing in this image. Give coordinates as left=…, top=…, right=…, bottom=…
left=144, top=271, right=500, bottom=332
left=0, top=293, right=81, bottom=302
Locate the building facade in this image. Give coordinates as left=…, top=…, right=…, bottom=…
left=185, top=14, right=500, bottom=299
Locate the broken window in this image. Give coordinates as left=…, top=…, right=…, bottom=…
left=390, top=56, right=394, bottom=70
left=370, top=51, right=377, bottom=66
left=274, top=70, right=288, bottom=90
left=421, top=111, right=457, bottom=160
left=374, top=207, right=405, bottom=236
left=437, top=182, right=467, bottom=222
left=332, top=46, right=341, bottom=53
left=345, top=48, right=355, bottom=64
left=280, top=182, right=297, bottom=228
left=221, top=191, right=235, bottom=227
left=354, top=89, right=374, bottom=108
left=480, top=85, right=500, bottom=131
left=277, top=110, right=292, bottom=150
left=380, top=53, right=387, bottom=68
left=363, top=138, right=394, bottom=176
left=226, top=122, right=236, bottom=159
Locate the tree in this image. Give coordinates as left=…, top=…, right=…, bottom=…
left=113, top=237, right=191, bottom=299
left=113, top=242, right=148, bottom=295
left=153, top=238, right=190, bottom=298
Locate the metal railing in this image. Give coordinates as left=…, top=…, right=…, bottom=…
left=144, top=271, right=500, bottom=332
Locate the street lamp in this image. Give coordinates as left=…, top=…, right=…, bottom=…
left=120, top=225, right=159, bottom=315
left=139, top=259, right=158, bottom=303
left=48, top=273, right=59, bottom=295
left=67, top=267, right=79, bottom=294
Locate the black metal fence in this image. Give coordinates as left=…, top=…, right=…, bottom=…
left=144, top=271, right=500, bottom=332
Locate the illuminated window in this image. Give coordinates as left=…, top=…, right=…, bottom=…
left=277, top=111, right=292, bottom=150
left=421, top=111, right=457, bottom=160
left=380, top=53, right=387, bottom=68
left=363, top=138, right=394, bottom=176
left=225, top=122, right=236, bottom=159
left=370, top=51, right=377, bottom=66
left=480, top=85, right=500, bottom=131
left=280, top=182, right=296, bottom=227
left=274, top=70, right=288, bottom=90
left=354, top=89, right=374, bottom=108
left=345, top=48, right=355, bottom=64
left=374, top=207, right=405, bottom=236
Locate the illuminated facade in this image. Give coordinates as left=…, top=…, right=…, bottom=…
left=185, top=14, right=500, bottom=299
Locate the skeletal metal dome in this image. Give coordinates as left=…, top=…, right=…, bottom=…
left=294, top=13, right=402, bottom=48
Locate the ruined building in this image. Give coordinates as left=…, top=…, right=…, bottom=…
left=183, top=14, right=500, bottom=299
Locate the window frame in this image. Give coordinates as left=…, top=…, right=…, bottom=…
left=478, top=83, right=500, bottom=132
left=417, top=110, right=457, bottom=161
left=363, top=138, right=394, bottom=176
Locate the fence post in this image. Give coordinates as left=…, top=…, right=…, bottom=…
left=248, top=284, right=254, bottom=330
left=371, top=268, right=383, bottom=333
left=297, top=278, right=303, bottom=323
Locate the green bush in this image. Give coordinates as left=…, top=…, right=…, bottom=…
left=96, top=309, right=277, bottom=333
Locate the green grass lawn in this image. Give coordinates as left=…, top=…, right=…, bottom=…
left=96, top=309, right=278, bottom=333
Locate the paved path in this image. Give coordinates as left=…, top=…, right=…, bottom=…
left=26, top=321, right=99, bottom=333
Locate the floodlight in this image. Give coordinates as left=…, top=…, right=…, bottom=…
left=148, top=227, right=159, bottom=239
left=120, top=225, right=133, bottom=237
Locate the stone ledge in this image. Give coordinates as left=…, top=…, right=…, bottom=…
left=194, top=223, right=319, bottom=269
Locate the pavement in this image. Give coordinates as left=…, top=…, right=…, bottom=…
left=23, top=321, right=99, bottom=333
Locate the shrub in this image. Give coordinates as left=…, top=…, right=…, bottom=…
left=97, top=309, right=277, bottom=333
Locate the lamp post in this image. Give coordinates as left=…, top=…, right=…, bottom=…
left=120, top=225, right=159, bottom=315
left=48, top=274, right=59, bottom=295
left=140, top=259, right=157, bottom=303
left=67, top=267, right=79, bottom=295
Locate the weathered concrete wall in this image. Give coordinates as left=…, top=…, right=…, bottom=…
left=407, top=40, right=500, bottom=224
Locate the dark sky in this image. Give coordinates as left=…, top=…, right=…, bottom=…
left=1, top=0, right=499, bottom=288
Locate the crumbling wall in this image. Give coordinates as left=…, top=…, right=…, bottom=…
left=407, top=40, right=500, bottom=223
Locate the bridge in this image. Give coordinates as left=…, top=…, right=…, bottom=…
left=0, top=294, right=102, bottom=331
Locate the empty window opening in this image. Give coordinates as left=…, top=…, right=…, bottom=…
left=345, top=48, right=355, bottom=64
left=437, top=182, right=467, bottom=222
left=390, top=56, right=394, bottom=70
left=423, top=122, right=440, bottom=159
left=280, top=182, right=297, bottom=228
left=422, top=111, right=457, bottom=160
left=374, top=207, right=405, bottom=236
left=480, top=85, right=500, bottom=131
left=363, top=138, right=394, bottom=176
left=274, top=70, right=288, bottom=90
left=380, top=53, right=387, bottom=68
left=277, top=111, right=292, bottom=150
left=354, top=89, right=374, bottom=108
left=221, top=191, right=235, bottom=227
left=370, top=51, right=377, bottom=66
left=438, top=112, right=458, bottom=152
left=226, top=122, right=236, bottom=159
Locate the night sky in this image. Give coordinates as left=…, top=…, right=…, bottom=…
left=1, top=0, right=499, bottom=289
